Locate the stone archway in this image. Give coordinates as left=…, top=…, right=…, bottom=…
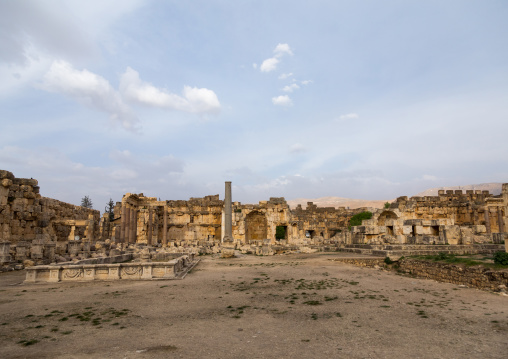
left=377, top=211, right=398, bottom=227
left=245, top=211, right=267, bottom=244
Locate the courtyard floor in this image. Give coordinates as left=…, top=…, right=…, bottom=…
left=0, top=252, right=507, bottom=358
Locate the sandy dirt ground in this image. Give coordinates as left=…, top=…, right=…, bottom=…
left=0, top=253, right=507, bottom=359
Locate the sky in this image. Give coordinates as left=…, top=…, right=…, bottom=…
left=1, top=0, right=507, bottom=211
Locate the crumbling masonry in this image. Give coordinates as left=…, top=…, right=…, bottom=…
left=1, top=168, right=507, bottom=268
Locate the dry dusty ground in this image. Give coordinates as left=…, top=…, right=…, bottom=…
left=0, top=253, right=507, bottom=359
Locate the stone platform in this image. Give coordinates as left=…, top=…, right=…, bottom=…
left=24, top=253, right=198, bottom=283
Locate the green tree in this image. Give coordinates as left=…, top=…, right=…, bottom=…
left=105, top=198, right=115, bottom=220
left=81, top=195, right=93, bottom=209
left=384, top=202, right=391, bottom=209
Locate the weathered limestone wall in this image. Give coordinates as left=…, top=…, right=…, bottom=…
left=0, top=170, right=100, bottom=245
left=111, top=193, right=358, bottom=246
left=352, top=186, right=508, bottom=247
left=111, top=193, right=223, bottom=246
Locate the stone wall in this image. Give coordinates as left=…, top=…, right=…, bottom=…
left=333, top=257, right=508, bottom=292
left=396, top=258, right=508, bottom=291
left=350, top=185, right=508, bottom=246
left=0, top=170, right=100, bottom=245
left=0, top=170, right=100, bottom=266
left=110, top=193, right=361, bottom=246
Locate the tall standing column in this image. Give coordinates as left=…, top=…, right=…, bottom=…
left=121, top=205, right=128, bottom=243
left=163, top=206, right=168, bottom=245
left=129, top=207, right=137, bottom=243
left=497, top=207, right=504, bottom=233
left=147, top=208, right=153, bottom=245
left=484, top=208, right=491, bottom=234
left=223, top=181, right=233, bottom=242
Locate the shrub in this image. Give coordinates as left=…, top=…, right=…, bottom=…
left=493, top=251, right=508, bottom=266
left=384, top=257, right=394, bottom=265
left=349, top=211, right=372, bottom=227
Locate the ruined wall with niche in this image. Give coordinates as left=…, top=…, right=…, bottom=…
left=0, top=170, right=100, bottom=245
left=231, top=198, right=359, bottom=245
left=111, top=193, right=223, bottom=245
left=351, top=186, right=507, bottom=245
left=110, top=194, right=357, bottom=246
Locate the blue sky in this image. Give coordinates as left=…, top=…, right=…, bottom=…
left=1, top=0, right=507, bottom=210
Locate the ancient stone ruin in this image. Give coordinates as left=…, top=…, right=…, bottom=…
left=0, top=169, right=506, bottom=279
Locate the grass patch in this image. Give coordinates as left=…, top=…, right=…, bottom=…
left=18, top=339, right=39, bottom=346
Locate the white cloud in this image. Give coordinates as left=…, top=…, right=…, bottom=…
left=260, top=57, right=280, bottom=73
left=274, top=43, right=293, bottom=57
left=301, top=80, right=313, bottom=85
left=119, top=67, right=220, bottom=114
left=282, top=84, right=300, bottom=93
left=259, top=43, right=293, bottom=73
left=272, top=95, right=293, bottom=106
left=40, top=60, right=139, bottom=131
left=252, top=63, right=258, bottom=69
left=279, top=73, right=293, bottom=80
left=338, top=113, right=359, bottom=120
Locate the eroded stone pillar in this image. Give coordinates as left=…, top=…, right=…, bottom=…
left=484, top=208, right=491, bottom=234
left=125, top=206, right=131, bottom=244
left=147, top=208, right=153, bottom=245
left=86, top=214, right=94, bottom=241
left=498, top=207, right=504, bottom=233
left=129, top=207, right=136, bottom=243
left=120, top=205, right=127, bottom=243
left=223, top=181, right=232, bottom=242
left=163, top=206, right=168, bottom=245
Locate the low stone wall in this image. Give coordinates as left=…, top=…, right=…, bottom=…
left=396, top=259, right=508, bottom=291
left=334, top=257, right=508, bottom=291
left=24, top=254, right=197, bottom=283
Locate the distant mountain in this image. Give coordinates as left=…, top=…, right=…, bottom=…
left=286, top=196, right=390, bottom=210
left=415, top=183, right=503, bottom=197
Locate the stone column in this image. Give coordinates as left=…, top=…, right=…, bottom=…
left=124, top=206, right=131, bottom=244
left=120, top=205, right=127, bottom=243
left=221, top=181, right=235, bottom=258
left=498, top=207, right=504, bottom=233
left=484, top=208, right=491, bottom=234
left=163, top=206, right=168, bottom=245
left=147, top=208, right=153, bottom=245
left=223, top=181, right=233, bottom=242
left=129, top=207, right=136, bottom=243
left=86, top=214, right=95, bottom=242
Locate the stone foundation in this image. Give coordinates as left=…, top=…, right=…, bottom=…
left=24, top=254, right=197, bottom=283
